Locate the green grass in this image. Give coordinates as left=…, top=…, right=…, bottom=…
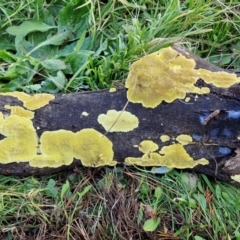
left=0, top=0, right=240, bottom=92
left=0, top=0, right=240, bottom=239
left=0, top=168, right=240, bottom=239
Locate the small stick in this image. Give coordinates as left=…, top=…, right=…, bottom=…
left=203, top=109, right=220, bottom=125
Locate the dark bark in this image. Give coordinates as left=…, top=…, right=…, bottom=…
left=0, top=45, right=240, bottom=185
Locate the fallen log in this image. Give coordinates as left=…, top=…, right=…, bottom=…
left=0, top=45, right=240, bottom=185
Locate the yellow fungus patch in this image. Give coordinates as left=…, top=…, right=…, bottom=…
left=0, top=92, right=55, bottom=110
left=30, top=130, right=77, bottom=168
left=160, top=135, right=170, bottom=142
left=74, top=129, right=116, bottom=167
left=97, top=110, right=139, bottom=132
left=109, top=88, right=116, bottom=93
left=231, top=174, right=240, bottom=183
left=176, top=134, right=192, bottom=145
left=0, top=113, right=38, bottom=163
left=138, top=140, right=158, bottom=153
left=125, top=47, right=240, bottom=108
left=5, top=105, right=34, bottom=119
left=30, top=128, right=116, bottom=168
left=125, top=143, right=209, bottom=168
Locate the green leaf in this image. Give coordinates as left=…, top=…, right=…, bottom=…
left=65, top=50, right=92, bottom=79
left=46, top=179, right=58, bottom=197
left=222, top=191, right=234, bottom=205
left=58, top=0, right=90, bottom=38
left=0, top=37, right=15, bottom=51
left=143, top=218, right=160, bottom=232
left=208, top=53, right=233, bottom=67
left=234, top=230, right=240, bottom=240
left=2, top=56, right=40, bottom=82
left=140, top=182, right=150, bottom=195
left=22, top=84, right=42, bottom=93
left=48, top=71, right=67, bottom=90
left=195, top=194, right=207, bottom=213
left=40, top=80, right=60, bottom=94
left=0, top=81, right=22, bottom=92
left=194, top=236, right=206, bottom=240
left=77, top=185, right=91, bottom=199
left=188, top=198, right=197, bottom=209
left=0, top=50, right=16, bottom=63
left=7, top=21, right=57, bottom=37
left=48, top=179, right=56, bottom=188
left=180, top=172, right=198, bottom=190
left=41, top=59, right=67, bottom=71
left=154, top=187, right=162, bottom=200
left=137, top=208, right=143, bottom=225
left=57, top=36, right=93, bottom=57
left=215, top=184, right=222, bottom=200
left=27, top=31, right=72, bottom=56
left=234, top=192, right=240, bottom=208
left=60, top=180, right=70, bottom=201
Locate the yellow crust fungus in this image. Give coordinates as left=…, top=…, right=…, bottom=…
left=30, top=130, right=77, bottom=168
left=30, top=128, right=116, bottom=168
left=176, top=134, right=193, bottom=145
left=125, top=143, right=209, bottom=168
left=109, top=88, right=116, bottom=92
left=74, top=129, right=116, bottom=167
left=0, top=92, right=55, bottom=110
left=138, top=140, right=159, bottom=153
left=0, top=113, right=38, bottom=163
left=125, top=47, right=240, bottom=108
left=97, top=110, right=139, bottom=132
left=160, top=135, right=170, bottom=142
left=231, top=174, right=240, bottom=183
left=4, top=105, right=34, bottom=119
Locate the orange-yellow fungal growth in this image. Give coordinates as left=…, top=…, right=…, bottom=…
left=160, top=135, right=170, bottom=142
left=109, top=88, right=116, bottom=92
left=30, top=130, right=77, bottom=168
left=125, top=144, right=209, bottom=168
left=0, top=113, right=38, bottom=163
left=30, top=128, right=116, bottom=168
left=4, top=105, right=34, bottom=119
left=138, top=140, right=158, bottom=153
left=0, top=92, right=55, bottom=110
left=125, top=47, right=240, bottom=108
left=97, top=110, right=139, bottom=132
left=176, top=134, right=192, bottom=145
left=74, top=129, right=116, bottom=167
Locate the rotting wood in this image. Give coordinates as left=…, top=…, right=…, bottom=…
left=0, top=45, right=240, bottom=185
